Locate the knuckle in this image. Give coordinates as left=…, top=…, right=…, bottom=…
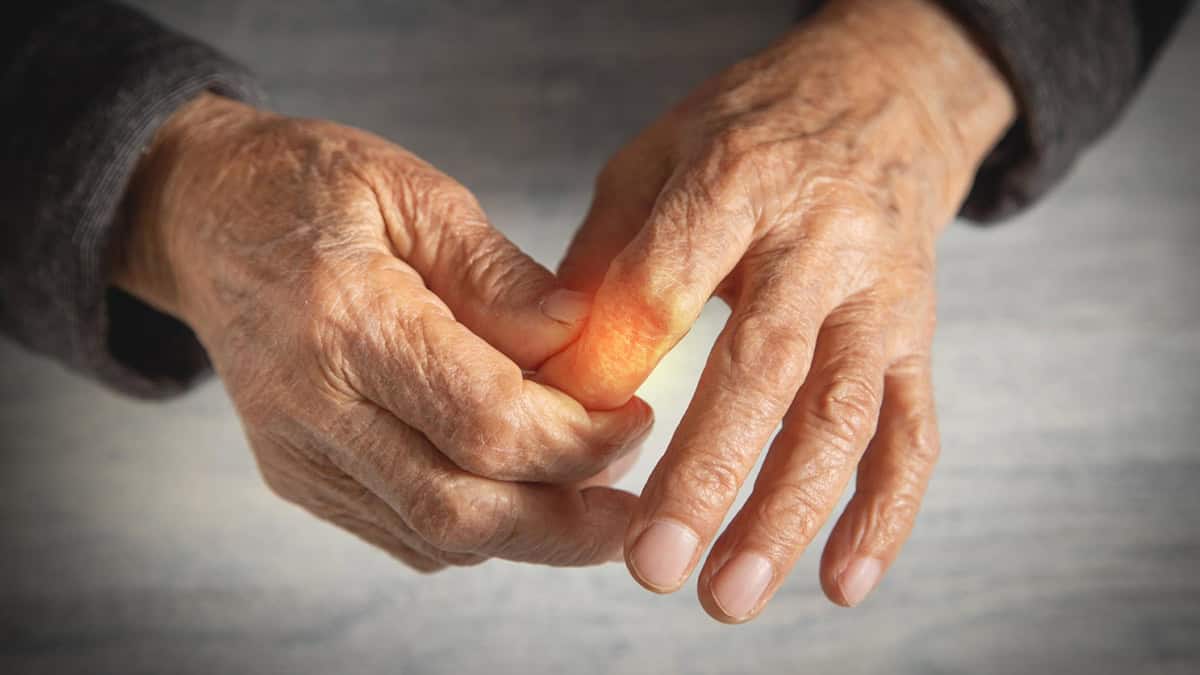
left=725, top=309, right=813, bottom=399
left=457, top=232, right=536, bottom=303
left=754, top=483, right=825, bottom=547
left=807, top=370, right=881, bottom=449
left=607, top=254, right=700, bottom=342
left=424, top=177, right=485, bottom=223
left=395, top=169, right=487, bottom=246
left=897, top=414, right=941, bottom=468
left=458, top=489, right=518, bottom=554
left=661, top=452, right=743, bottom=518
left=710, top=126, right=765, bottom=169
left=701, top=127, right=779, bottom=195
left=323, top=511, right=449, bottom=573
left=405, top=478, right=462, bottom=550
left=801, top=203, right=878, bottom=253
left=454, top=445, right=522, bottom=481
left=858, top=491, right=922, bottom=550
left=446, top=183, right=486, bottom=218
left=407, top=477, right=513, bottom=554
left=468, top=373, right=524, bottom=429
left=879, top=417, right=940, bottom=504
left=445, top=407, right=527, bottom=478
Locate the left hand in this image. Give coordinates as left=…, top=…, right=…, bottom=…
left=538, top=0, right=1015, bottom=621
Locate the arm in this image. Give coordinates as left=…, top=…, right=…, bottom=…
left=936, top=0, right=1194, bottom=219
left=0, top=1, right=262, bottom=396
left=1, top=3, right=652, bottom=571
left=111, top=92, right=653, bottom=570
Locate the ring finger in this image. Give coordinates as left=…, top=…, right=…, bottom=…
left=697, top=303, right=888, bottom=622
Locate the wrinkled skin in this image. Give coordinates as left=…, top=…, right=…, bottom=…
left=538, top=0, right=1016, bottom=621
left=115, top=0, right=1018, bottom=622
left=115, top=95, right=654, bottom=572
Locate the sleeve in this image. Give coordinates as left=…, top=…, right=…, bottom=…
left=792, top=1, right=1194, bottom=222
left=0, top=1, right=265, bottom=398
left=930, top=0, right=1194, bottom=221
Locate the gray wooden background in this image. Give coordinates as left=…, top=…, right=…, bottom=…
left=2, top=2, right=1198, bottom=674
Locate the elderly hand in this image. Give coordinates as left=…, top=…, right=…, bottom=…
left=113, top=93, right=653, bottom=572
left=539, top=0, right=1016, bottom=620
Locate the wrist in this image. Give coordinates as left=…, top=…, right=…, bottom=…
left=823, top=0, right=1017, bottom=217
left=112, top=92, right=263, bottom=323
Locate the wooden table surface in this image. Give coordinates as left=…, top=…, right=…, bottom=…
left=2, top=2, right=1197, bottom=673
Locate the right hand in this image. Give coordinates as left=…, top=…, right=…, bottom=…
left=113, top=93, right=654, bottom=572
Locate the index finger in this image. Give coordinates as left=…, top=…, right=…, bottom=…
left=538, top=166, right=757, bottom=410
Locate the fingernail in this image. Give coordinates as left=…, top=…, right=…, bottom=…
left=838, top=557, right=883, bottom=607
left=711, top=552, right=774, bottom=620
left=628, top=519, right=700, bottom=591
left=540, top=289, right=591, bottom=325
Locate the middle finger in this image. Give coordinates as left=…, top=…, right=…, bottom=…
left=698, top=303, right=887, bottom=622
left=622, top=251, right=847, bottom=593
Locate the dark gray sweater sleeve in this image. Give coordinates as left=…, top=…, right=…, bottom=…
left=935, top=0, right=1194, bottom=221
left=0, top=2, right=263, bottom=397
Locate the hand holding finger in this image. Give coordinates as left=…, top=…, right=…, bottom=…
left=114, top=92, right=655, bottom=575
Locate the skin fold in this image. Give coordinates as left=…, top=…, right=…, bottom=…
left=538, top=0, right=1015, bottom=621
left=112, top=0, right=1016, bottom=623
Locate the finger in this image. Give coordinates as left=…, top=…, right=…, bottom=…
left=818, top=360, right=940, bottom=607
left=417, top=216, right=590, bottom=369
left=388, top=174, right=588, bottom=369
left=488, top=484, right=640, bottom=566
left=256, top=423, right=486, bottom=569
left=578, top=440, right=645, bottom=489
left=538, top=164, right=761, bottom=410
left=353, top=491, right=488, bottom=569
left=697, top=306, right=887, bottom=623
left=267, top=473, right=449, bottom=572
left=324, top=509, right=448, bottom=574
left=327, top=259, right=654, bottom=483
left=620, top=256, right=846, bottom=594
left=555, top=190, right=647, bottom=295
left=557, top=140, right=674, bottom=294
left=332, top=412, right=639, bottom=566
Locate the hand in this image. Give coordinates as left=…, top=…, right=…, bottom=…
left=114, top=94, right=654, bottom=572
left=539, top=0, right=1015, bottom=619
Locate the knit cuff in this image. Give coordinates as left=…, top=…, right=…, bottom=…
left=0, top=2, right=265, bottom=397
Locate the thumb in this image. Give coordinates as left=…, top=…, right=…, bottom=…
left=410, top=208, right=590, bottom=370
